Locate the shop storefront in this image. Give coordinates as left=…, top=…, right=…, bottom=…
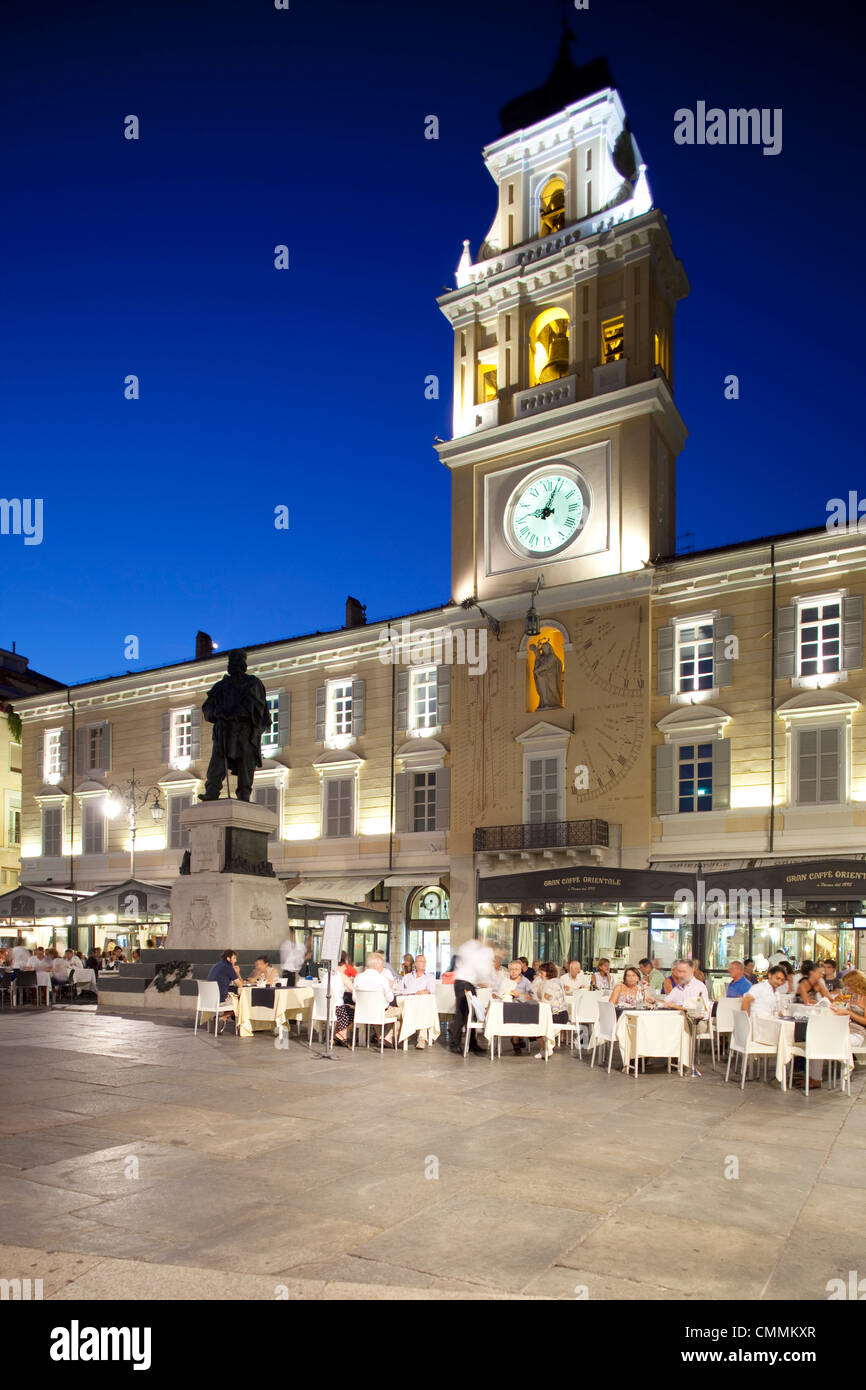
left=405, top=885, right=451, bottom=975
left=0, top=886, right=78, bottom=951
left=78, top=879, right=172, bottom=957
left=283, top=897, right=391, bottom=968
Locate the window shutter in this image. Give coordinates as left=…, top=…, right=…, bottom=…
left=315, top=686, right=326, bottom=741
left=36, top=731, right=44, bottom=783
left=59, top=728, right=70, bottom=776
left=395, top=771, right=409, bottom=831
left=843, top=594, right=864, bottom=673
left=396, top=672, right=409, bottom=731
left=254, top=785, right=280, bottom=840
left=190, top=707, right=202, bottom=759
left=436, top=665, right=451, bottom=725
left=101, top=721, right=112, bottom=771
left=713, top=616, right=734, bottom=690
left=711, top=739, right=731, bottom=810
left=655, top=743, right=675, bottom=814
left=775, top=606, right=797, bottom=679
left=434, top=767, right=451, bottom=831
left=351, top=679, right=366, bottom=736
left=162, top=713, right=171, bottom=763
left=277, top=691, right=291, bottom=747
left=820, top=727, right=841, bottom=803
left=76, top=728, right=88, bottom=775
left=657, top=625, right=675, bottom=695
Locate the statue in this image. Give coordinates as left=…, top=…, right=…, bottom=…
left=529, top=638, right=564, bottom=709
left=200, top=650, right=270, bottom=802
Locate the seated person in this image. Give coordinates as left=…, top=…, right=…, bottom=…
left=638, top=957, right=665, bottom=992
left=246, top=955, right=280, bottom=986
left=338, top=949, right=358, bottom=980
left=537, top=962, right=569, bottom=1020
left=743, top=958, right=758, bottom=984
left=742, top=964, right=788, bottom=1016
left=401, top=954, right=415, bottom=976
left=353, top=951, right=398, bottom=1047
left=65, top=949, right=85, bottom=972
left=51, top=954, right=71, bottom=985
left=207, top=949, right=242, bottom=1028
left=497, top=958, right=537, bottom=1054
left=835, top=970, right=866, bottom=1049
left=592, top=958, right=613, bottom=993
left=561, top=959, right=590, bottom=994
left=400, top=953, right=437, bottom=1049
left=821, top=959, right=843, bottom=996
left=663, top=960, right=710, bottom=1013
left=610, top=965, right=649, bottom=1010
left=11, top=943, right=32, bottom=969
left=518, top=956, right=536, bottom=982
left=725, top=961, right=752, bottom=998
left=691, top=960, right=707, bottom=983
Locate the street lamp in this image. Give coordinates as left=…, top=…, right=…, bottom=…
left=104, top=767, right=164, bottom=878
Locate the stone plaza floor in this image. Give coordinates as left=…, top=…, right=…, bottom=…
left=0, top=1005, right=863, bottom=1301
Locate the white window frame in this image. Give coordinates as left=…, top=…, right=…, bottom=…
left=411, top=770, right=438, bottom=832
left=45, top=728, right=63, bottom=781
left=655, top=706, right=731, bottom=822
left=9, top=741, right=22, bottom=773
left=261, top=693, right=281, bottom=753
left=409, top=667, right=438, bottom=733
left=673, top=613, right=716, bottom=698
left=794, top=592, right=844, bottom=683
left=675, top=741, right=715, bottom=814
left=171, top=708, right=193, bottom=769
left=6, top=795, right=21, bottom=848
left=325, top=678, right=355, bottom=748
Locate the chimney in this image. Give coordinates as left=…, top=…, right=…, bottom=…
left=195, top=631, right=215, bottom=660
left=345, top=596, right=366, bottom=629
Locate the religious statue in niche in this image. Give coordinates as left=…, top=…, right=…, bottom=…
left=528, top=637, right=564, bottom=709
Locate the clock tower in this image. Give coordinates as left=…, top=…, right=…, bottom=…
left=437, top=38, right=689, bottom=604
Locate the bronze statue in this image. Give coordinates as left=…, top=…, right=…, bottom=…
left=200, top=650, right=270, bottom=801
left=529, top=638, right=564, bottom=709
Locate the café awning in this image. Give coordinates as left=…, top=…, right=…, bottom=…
left=285, top=877, right=382, bottom=906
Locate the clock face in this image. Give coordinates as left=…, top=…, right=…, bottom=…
left=505, top=467, right=589, bottom=558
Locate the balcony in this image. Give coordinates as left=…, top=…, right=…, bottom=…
left=474, top=819, right=609, bottom=854
left=514, top=375, right=576, bottom=420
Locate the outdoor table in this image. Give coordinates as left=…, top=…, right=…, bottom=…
left=72, top=969, right=97, bottom=993
left=235, top=984, right=314, bottom=1039
left=484, top=999, right=555, bottom=1060
left=751, top=1012, right=855, bottom=1088
left=616, top=1007, right=690, bottom=1073
left=396, top=994, right=440, bottom=1049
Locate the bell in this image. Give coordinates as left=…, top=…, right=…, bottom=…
left=539, top=324, right=569, bottom=382
left=540, top=188, right=565, bottom=237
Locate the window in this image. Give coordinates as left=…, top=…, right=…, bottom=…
left=529, top=307, right=570, bottom=386
left=527, top=756, right=561, bottom=823
left=262, top=694, right=280, bottom=751
left=412, top=668, right=437, bottom=730
left=253, top=784, right=280, bottom=841
left=601, top=316, right=624, bottom=364
left=676, top=621, right=714, bottom=693
left=171, top=710, right=193, bottom=763
left=799, top=600, right=841, bottom=677
left=412, top=772, right=437, bottom=832
left=796, top=727, right=841, bottom=805
left=678, top=743, right=714, bottom=812
left=77, top=722, right=110, bottom=774
left=81, top=800, right=105, bottom=855
left=539, top=176, right=565, bottom=238
left=324, top=778, right=353, bottom=838
left=478, top=363, right=497, bottom=404
left=168, top=795, right=192, bottom=850
left=330, top=682, right=353, bottom=736
left=9, top=742, right=21, bottom=773
left=42, top=805, right=62, bottom=857
left=45, top=729, right=63, bottom=779
left=8, top=806, right=21, bottom=846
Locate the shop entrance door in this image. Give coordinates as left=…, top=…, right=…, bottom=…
left=347, top=928, right=389, bottom=968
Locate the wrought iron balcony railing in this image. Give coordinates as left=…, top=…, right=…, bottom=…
left=474, top=820, right=609, bottom=853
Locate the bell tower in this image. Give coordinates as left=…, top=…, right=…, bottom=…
left=437, top=37, right=690, bottom=604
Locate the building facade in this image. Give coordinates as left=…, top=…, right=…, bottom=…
left=9, top=44, right=866, bottom=983
left=0, top=648, right=64, bottom=893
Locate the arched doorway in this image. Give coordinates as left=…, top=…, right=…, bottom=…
left=406, top=886, right=450, bottom=977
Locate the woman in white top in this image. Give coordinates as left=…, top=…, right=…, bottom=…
left=592, top=958, right=613, bottom=993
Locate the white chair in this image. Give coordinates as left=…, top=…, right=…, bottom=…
left=351, top=987, right=392, bottom=1054
left=589, top=1000, right=617, bottom=1072
left=572, top=991, right=600, bottom=1059
left=725, top=1009, right=776, bottom=1089
left=787, top=1013, right=853, bottom=1096
left=627, top=1011, right=686, bottom=1078
left=464, top=991, right=487, bottom=1057
left=194, top=980, right=236, bottom=1038
left=435, top=982, right=455, bottom=1041
left=551, top=1010, right=576, bottom=1052
left=308, top=983, right=339, bottom=1048
left=700, top=996, right=741, bottom=1066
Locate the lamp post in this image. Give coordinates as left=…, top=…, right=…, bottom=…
left=104, top=768, right=165, bottom=879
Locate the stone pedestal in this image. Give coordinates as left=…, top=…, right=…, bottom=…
left=168, top=799, right=286, bottom=953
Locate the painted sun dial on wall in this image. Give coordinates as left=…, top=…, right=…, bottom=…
left=570, top=603, right=646, bottom=802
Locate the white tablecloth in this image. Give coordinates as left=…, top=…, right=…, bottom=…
left=615, top=1008, right=689, bottom=1072
left=484, top=1000, right=555, bottom=1057
left=751, top=1013, right=854, bottom=1086
left=72, top=969, right=97, bottom=992
left=396, top=994, right=440, bottom=1048
left=234, top=985, right=314, bottom=1038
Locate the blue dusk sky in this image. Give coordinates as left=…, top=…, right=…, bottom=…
left=2, top=0, right=861, bottom=684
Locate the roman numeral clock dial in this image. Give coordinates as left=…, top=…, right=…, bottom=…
left=505, top=466, right=590, bottom=558
left=571, top=606, right=646, bottom=803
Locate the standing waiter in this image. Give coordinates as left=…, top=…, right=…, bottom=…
left=451, top=937, right=495, bottom=1055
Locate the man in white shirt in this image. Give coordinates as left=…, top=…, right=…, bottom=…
left=561, top=960, right=590, bottom=995
left=65, top=949, right=85, bottom=972
left=354, top=952, right=398, bottom=1047
left=663, top=960, right=710, bottom=1012
left=400, top=954, right=437, bottom=1049
left=742, top=965, right=788, bottom=1017
left=452, top=938, right=495, bottom=1055
left=11, top=944, right=32, bottom=969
